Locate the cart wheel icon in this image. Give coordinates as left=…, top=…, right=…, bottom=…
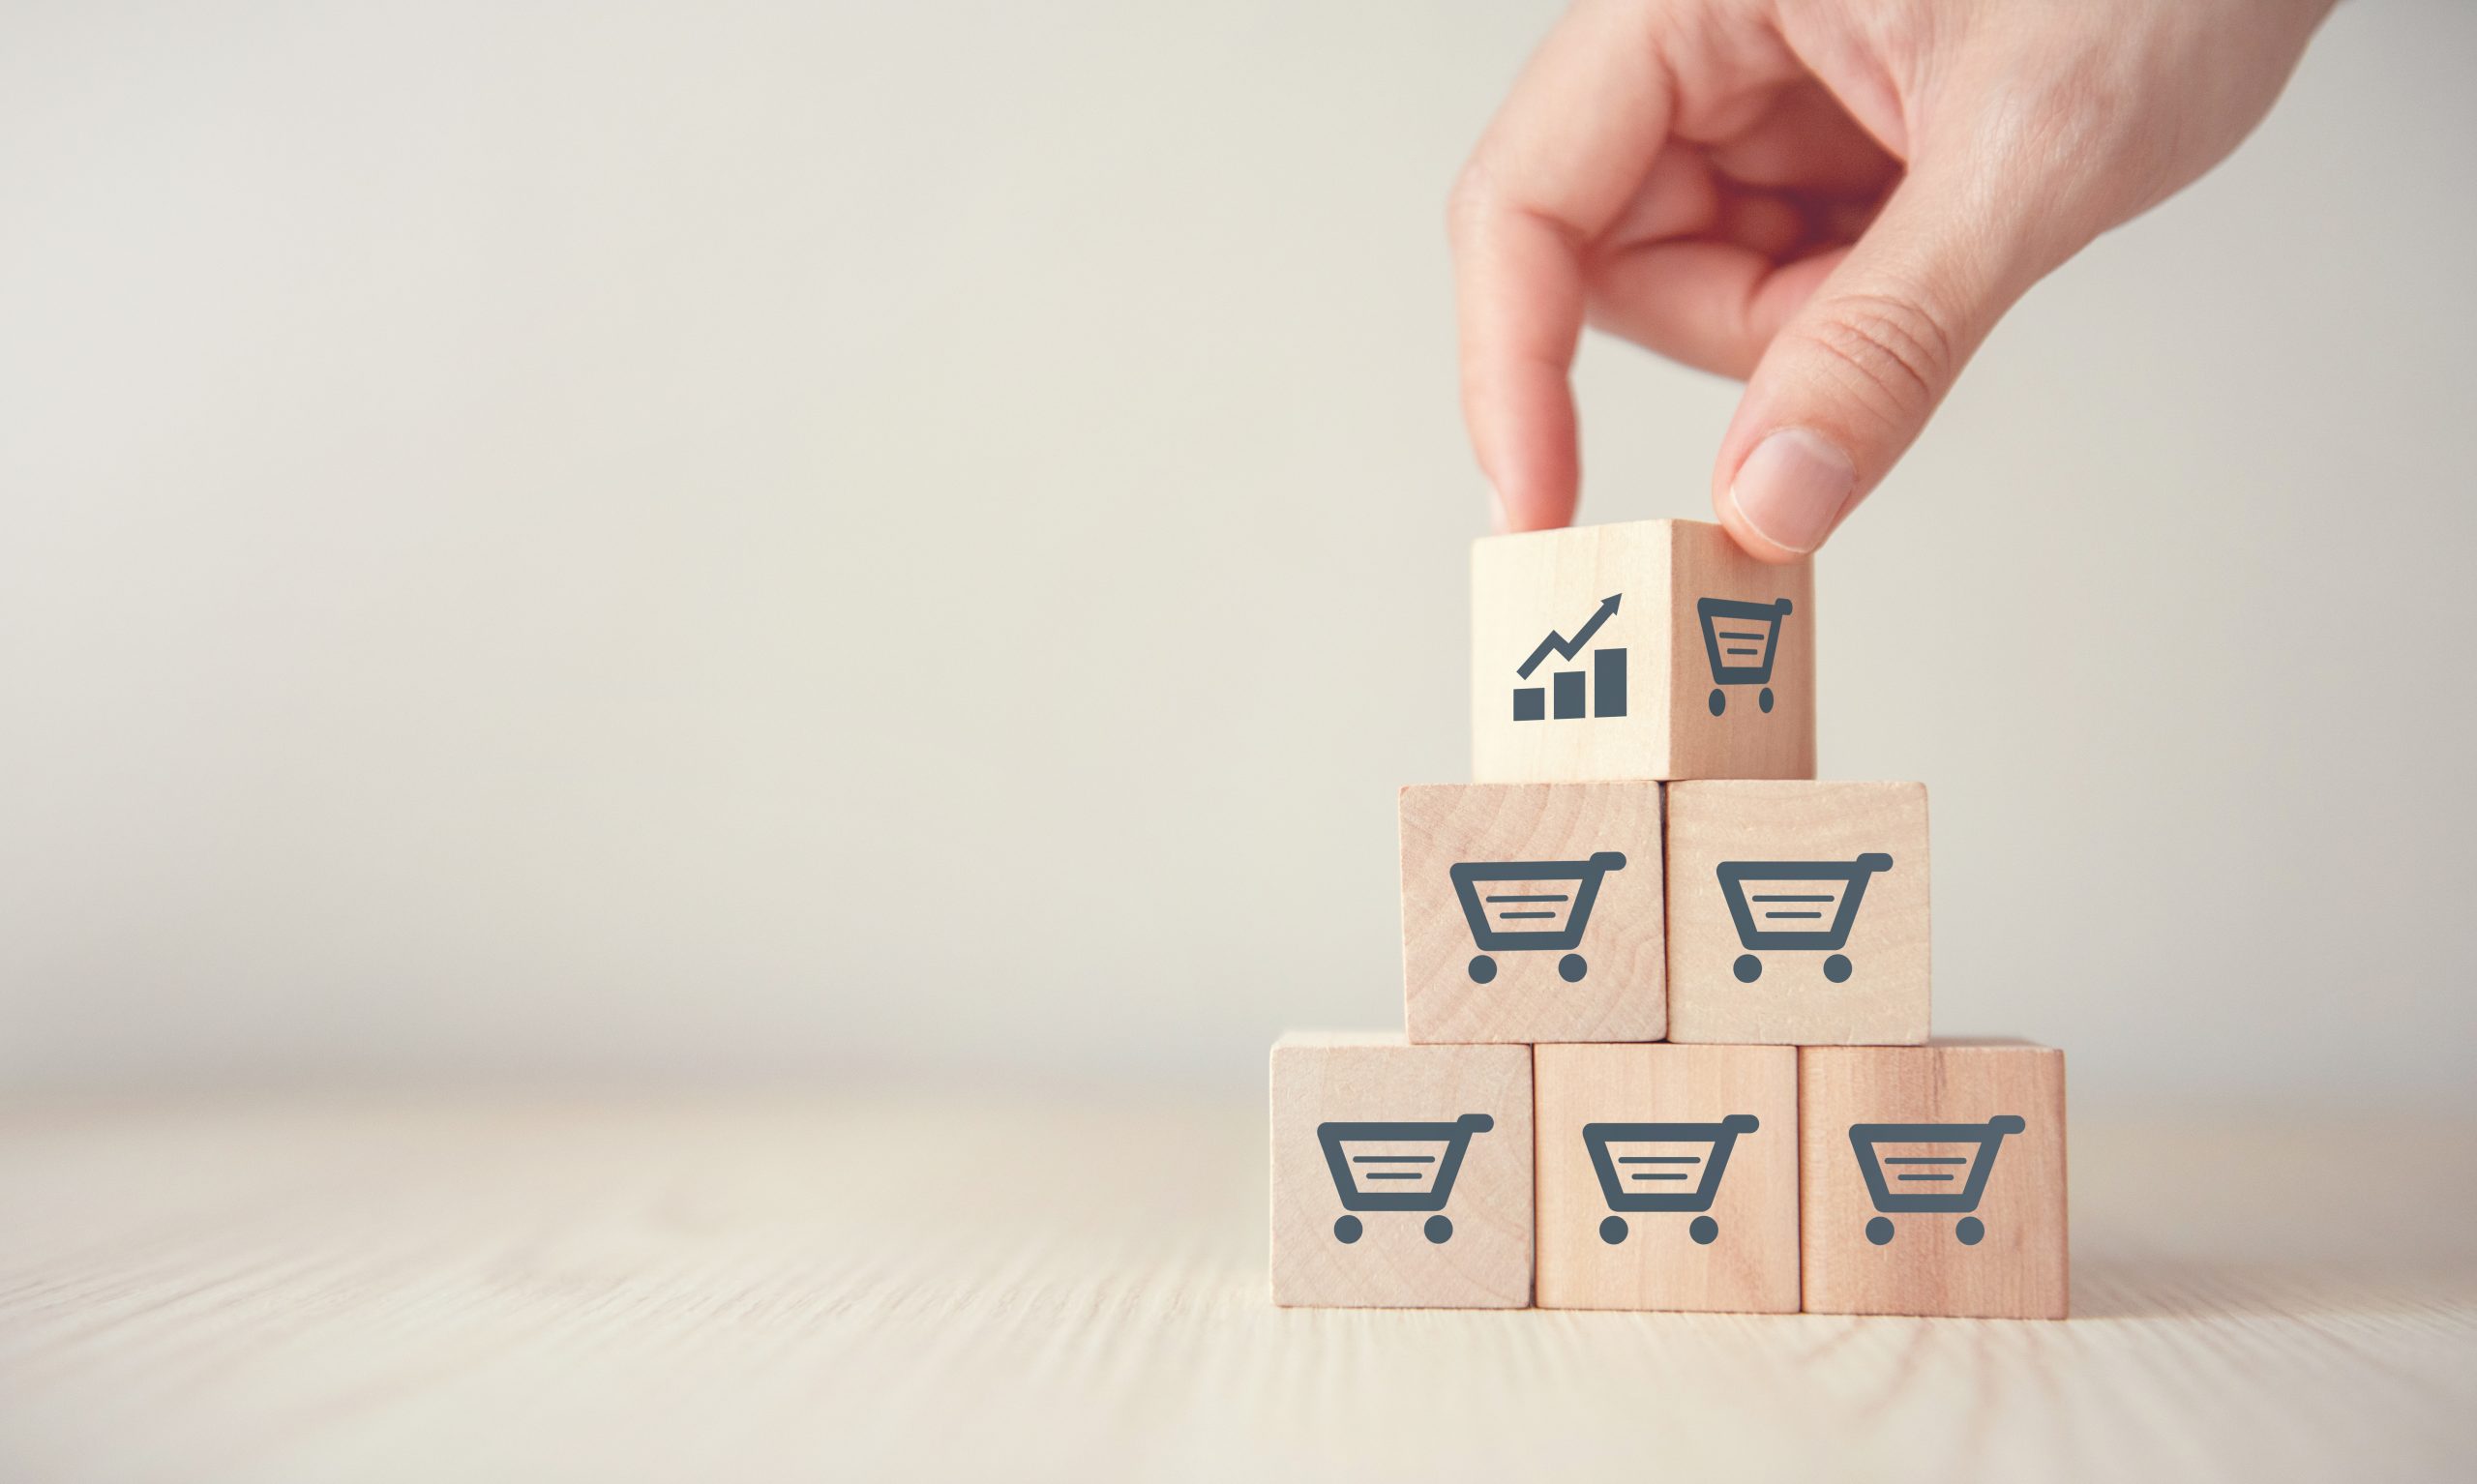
left=1955, top=1217, right=1985, bottom=1246
left=1733, top=954, right=1762, bottom=983
left=1707, top=688, right=1725, bottom=716
left=1333, top=1215, right=1363, bottom=1243
left=1758, top=687, right=1775, bottom=712
left=1865, top=1216, right=1895, bottom=1245
left=1823, top=954, right=1853, bottom=983
left=1467, top=955, right=1497, bottom=984
left=1558, top=954, right=1587, bottom=983
left=1423, top=1215, right=1453, bottom=1244
left=1599, top=1216, right=1627, bottom=1245
left=1686, top=1216, right=1717, bottom=1244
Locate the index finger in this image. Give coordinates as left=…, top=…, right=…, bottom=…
left=1448, top=1, right=1676, bottom=531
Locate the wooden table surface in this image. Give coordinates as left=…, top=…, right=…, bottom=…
left=3, top=1090, right=2471, bottom=1482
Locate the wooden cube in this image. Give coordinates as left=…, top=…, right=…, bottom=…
left=1398, top=781, right=1664, bottom=1044
left=1666, top=780, right=1929, bottom=1045
left=1269, top=1032, right=1533, bottom=1308
left=1534, top=1043, right=1800, bottom=1312
left=1472, top=519, right=1815, bottom=783
left=1800, top=1041, right=2069, bottom=1319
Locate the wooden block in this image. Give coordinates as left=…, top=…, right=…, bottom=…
left=1800, top=1040, right=2069, bottom=1319
left=1534, top=1043, right=1800, bottom=1312
left=1398, top=781, right=1664, bottom=1044
left=1472, top=519, right=1815, bottom=783
left=1269, top=1032, right=1533, bottom=1308
left=1665, top=780, right=1929, bottom=1045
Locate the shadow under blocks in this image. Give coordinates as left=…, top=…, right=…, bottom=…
left=1272, top=518, right=2068, bottom=1318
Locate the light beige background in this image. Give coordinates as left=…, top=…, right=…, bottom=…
left=2, top=0, right=2472, bottom=1109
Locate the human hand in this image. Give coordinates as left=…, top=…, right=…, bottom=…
left=1449, top=0, right=2335, bottom=557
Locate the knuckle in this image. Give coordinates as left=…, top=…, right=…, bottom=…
left=1798, top=287, right=1955, bottom=423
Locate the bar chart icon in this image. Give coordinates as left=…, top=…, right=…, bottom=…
left=1513, top=593, right=1626, bottom=722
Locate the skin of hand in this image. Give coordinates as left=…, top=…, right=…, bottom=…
left=1448, top=0, right=2338, bottom=559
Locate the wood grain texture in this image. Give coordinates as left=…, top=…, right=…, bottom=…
left=1535, top=1044, right=1799, bottom=1313
left=1471, top=519, right=1815, bottom=784
left=1270, top=1033, right=1532, bottom=1308
left=1398, top=783, right=1664, bottom=1044
left=1802, top=1041, right=2069, bottom=1319
left=1667, top=781, right=1931, bottom=1045
left=2, top=1091, right=2473, bottom=1483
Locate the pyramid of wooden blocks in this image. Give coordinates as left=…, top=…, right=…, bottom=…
left=1270, top=517, right=2068, bottom=1319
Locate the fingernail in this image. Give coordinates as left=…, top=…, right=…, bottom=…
left=1728, top=428, right=1855, bottom=554
left=1486, top=482, right=1511, bottom=535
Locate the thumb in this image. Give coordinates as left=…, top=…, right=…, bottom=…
left=1712, top=172, right=2056, bottom=561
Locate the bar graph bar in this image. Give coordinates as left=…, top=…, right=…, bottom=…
left=1594, top=648, right=1626, bottom=717
left=1552, top=670, right=1587, bottom=719
left=1512, top=687, right=1545, bottom=721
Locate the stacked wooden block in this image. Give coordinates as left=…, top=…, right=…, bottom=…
left=1270, top=519, right=2068, bottom=1319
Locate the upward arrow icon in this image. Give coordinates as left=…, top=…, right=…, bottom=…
left=1516, top=594, right=1623, bottom=679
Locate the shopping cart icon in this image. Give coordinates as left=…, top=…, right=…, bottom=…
left=1695, top=596, right=1794, bottom=715
left=1716, top=852, right=1894, bottom=984
left=1581, top=1113, right=1759, bottom=1246
left=1849, top=1115, right=2025, bottom=1246
left=1317, top=1113, right=1495, bottom=1245
left=1450, top=852, right=1627, bottom=984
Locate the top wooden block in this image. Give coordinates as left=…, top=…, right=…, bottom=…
left=1473, top=519, right=1815, bottom=783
